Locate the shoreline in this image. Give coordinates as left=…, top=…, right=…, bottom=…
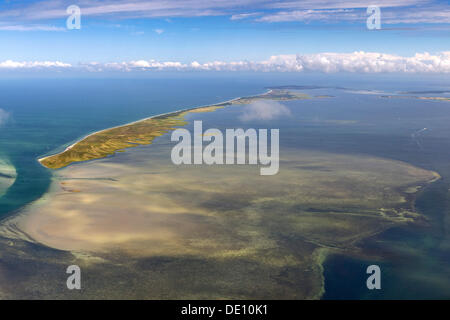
left=18, top=147, right=442, bottom=299
left=321, top=173, right=447, bottom=299
left=37, top=90, right=271, bottom=166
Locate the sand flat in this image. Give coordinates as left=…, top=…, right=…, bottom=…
left=8, top=143, right=439, bottom=299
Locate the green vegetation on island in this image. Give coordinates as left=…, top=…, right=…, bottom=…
left=39, top=90, right=311, bottom=169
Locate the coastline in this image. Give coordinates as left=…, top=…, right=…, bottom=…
left=37, top=87, right=316, bottom=170
left=321, top=173, right=448, bottom=299
left=15, top=147, right=442, bottom=299
left=2, top=84, right=446, bottom=299
left=36, top=91, right=267, bottom=166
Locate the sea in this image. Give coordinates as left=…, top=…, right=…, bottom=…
left=0, top=73, right=449, bottom=299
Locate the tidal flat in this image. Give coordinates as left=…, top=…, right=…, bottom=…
left=0, top=92, right=442, bottom=299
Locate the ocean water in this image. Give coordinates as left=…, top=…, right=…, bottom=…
left=0, top=75, right=449, bottom=299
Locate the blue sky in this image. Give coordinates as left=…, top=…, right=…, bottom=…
left=0, top=0, right=449, bottom=73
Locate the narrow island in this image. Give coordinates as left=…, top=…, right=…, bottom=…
left=39, top=90, right=310, bottom=169
left=380, top=95, right=450, bottom=101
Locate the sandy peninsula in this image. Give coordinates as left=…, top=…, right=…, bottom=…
left=39, top=90, right=310, bottom=169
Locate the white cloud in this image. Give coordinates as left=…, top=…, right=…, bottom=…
left=0, top=24, right=65, bottom=31
left=380, top=7, right=450, bottom=24
left=1, top=52, right=450, bottom=73
left=0, top=109, right=10, bottom=127
left=296, top=51, right=450, bottom=73
left=256, top=9, right=358, bottom=23
left=154, top=28, right=164, bottom=34
left=0, top=0, right=441, bottom=24
left=230, top=12, right=262, bottom=20
left=0, top=0, right=238, bottom=20
left=80, top=52, right=450, bottom=73
left=267, top=0, right=429, bottom=10
left=256, top=6, right=450, bottom=24
left=0, top=60, right=72, bottom=69
left=239, top=100, right=291, bottom=122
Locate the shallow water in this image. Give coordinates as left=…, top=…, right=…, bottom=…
left=0, top=76, right=449, bottom=298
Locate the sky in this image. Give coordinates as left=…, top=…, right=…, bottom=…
left=0, top=0, right=449, bottom=74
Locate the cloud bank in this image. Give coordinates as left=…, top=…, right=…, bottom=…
left=0, top=60, right=71, bottom=69
left=239, top=100, right=292, bottom=122
left=0, top=109, right=10, bottom=127
left=1, top=52, right=449, bottom=73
